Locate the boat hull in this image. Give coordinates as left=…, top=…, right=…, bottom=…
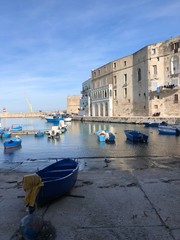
left=34, top=131, right=44, bottom=137
left=36, top=159, right=79, bottom=205
left=4, top=139, right=22, bottom=149
left=144, top=121, right=167, bottom=128
left=96, top=130, right=115, bottom=143
left=158, top=125, right=180, bottom=135
left=45, top=115, right=64, bottom=123
left=0, top=132, right=11, bottom=138
left=11, top=126, right=22, bottom=131
left=124, top=130, right=148, bottom=143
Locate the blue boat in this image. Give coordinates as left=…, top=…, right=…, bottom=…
left=45, top=114, right=64, bottom=123
left=158, top=125, right=180, bottom=135
left=23, top=158, right=79, bottom=206
left=124, top=130, right=148, bottom=143
left=34, top=131, right=44, bottom=137
left=0, top=131, right=11, bottom=138
left=4, top=137, right=22, bottom=149
left=10, top=125, right=22, bottom=131
left=96, top=130, right=115, bottom=143
left=144, top=121, right=167, bottom=127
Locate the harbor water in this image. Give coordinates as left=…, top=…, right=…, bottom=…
left=0, top=117, right=180, bottom=171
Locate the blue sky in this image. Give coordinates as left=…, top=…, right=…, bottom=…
left=0, top=0, right=180, bottom=112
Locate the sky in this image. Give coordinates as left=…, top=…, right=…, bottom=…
left=0, top=0, right=180, bottom=113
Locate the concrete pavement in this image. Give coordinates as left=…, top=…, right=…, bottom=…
left=0, top=156, right=180, bottom=240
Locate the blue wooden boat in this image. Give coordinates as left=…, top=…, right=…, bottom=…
left=0, top=131, right=11, bottom=138
left=158, top=125, right=180, bottom=135
left=4, top=137, right=22, bottom=149
left=124, top=130, right=148, bottom=143
left=34, top=131, right=44, bottom=137
left=10, top=125, right=22, bottom=131
left=96, top=130, right=115, bottom=143
left=35, top=158, right=79, bottom=206
left=45, top=114, right=64, bottom=123
left=144, top=121, right=167, bottom=128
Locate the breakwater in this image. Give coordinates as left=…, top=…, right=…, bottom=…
left=0, top=112, right=49, bottom=118
left=73, top=116, right=180, bottom=125
left=1, top=112, right=180, bottom=125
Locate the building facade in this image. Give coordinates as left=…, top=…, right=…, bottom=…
left=88, top=36, right=180, bottom=117
left=79, top=78, right=92, bottom=116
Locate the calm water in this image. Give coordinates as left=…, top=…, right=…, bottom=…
left=0, top=118, right=180, bottom=169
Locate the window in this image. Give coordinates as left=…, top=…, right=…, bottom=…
left=174, top=94, right=178, bottom=103
left=124, top=74, right=127, bottom=84
left=124, top=61, right=126, bottom=66
left=113, top=76, right=117, bottom=85
left=153, top=65, right=157, bottom=74
left=124, top=88, right=127, bottom=98
left=113, top=62, right=116, bottom=69
left=114, top=89, right=117, bottom=99
left=152, top=48, right=156, bottom=55
left=154, top=105, right=158, bottom=109
left=138, top=68, right=141, bottom=81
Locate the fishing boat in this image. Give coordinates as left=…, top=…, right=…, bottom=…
left=34, top=131, right=44, bottom=137
left=124, top=130, right=148, bottom=143
left=158, top=125, right=180, bottom=135
left=4, top=136, right=22, bottom=149
left=144, top=121, right=167, bottom=128
left=23, top=158, right=79, bottom=207
left=45, top=113, right=63, bottom=123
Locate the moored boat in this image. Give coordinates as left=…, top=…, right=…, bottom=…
left=158, top=125, right=180, bottom=135
left=47, top=126, right=62, bottom=139
left=96, top=130, right=115, bottom=143
left=124, top=130, right=148, bottom=143
left=62, top=114, right=72, bottom=122
left=10, top=125, right=22, bottom=132
left=34, top=131, right=44, bottom=137
left=45, top=113, right=63, bottom=123
left=0, top=131, right=11, bottom=138
left=4, top=136, right=22, bottom=149
left=23, top=158, right=79, bottom=207
left=144, top=121, right=167, bottom=127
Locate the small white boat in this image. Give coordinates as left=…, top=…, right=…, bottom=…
left=62, top=114, right=72, bottom=122
left=47, top=126, right=62, bottom=139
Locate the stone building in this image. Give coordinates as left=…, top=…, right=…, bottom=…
left=90, top=36, right=180, bottom=117
left=91, top=62, right=114, bottom=117
left=79, top=78, right=92, bottom=116
left=149, top=36, right=180, bottom=116
left=66, top=95, right=80, bottom=114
